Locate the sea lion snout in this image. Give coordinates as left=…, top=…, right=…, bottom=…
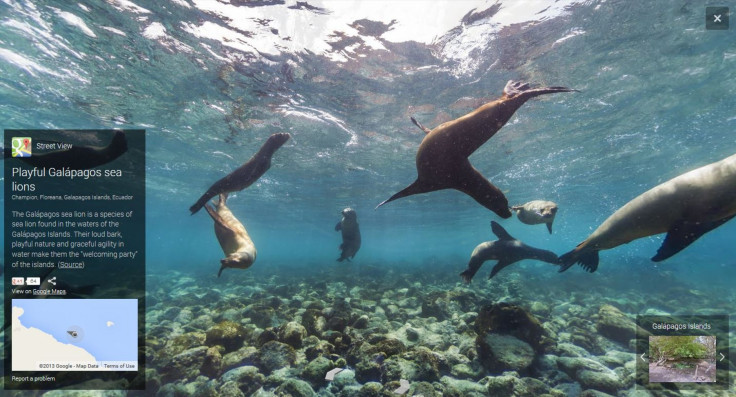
left=542, top=207, right=557, bottom=217
left=497, top=206, right=512, bottom=218
left=221, top=252, right=255, bottom=269
left=269, top=132, right=291, bottom=146
left=489, top=195, right=512, bottom=218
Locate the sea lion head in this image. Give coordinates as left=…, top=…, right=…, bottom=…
left=341, top=207, right=357, bottom=220
left=537, top=201, right=558, bottom=234
left=267, top=132, right=291, bottom=148
left=539, top=204, right=558, bottom=218
left=221, top=252, right=255, bottom=270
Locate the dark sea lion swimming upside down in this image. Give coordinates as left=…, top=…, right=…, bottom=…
left=376, top=81, right=576, bottom=218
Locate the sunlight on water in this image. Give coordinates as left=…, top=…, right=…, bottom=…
left=2, top=0, right=736, bottom=395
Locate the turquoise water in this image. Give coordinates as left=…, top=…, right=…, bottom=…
left=2, top=1, right=736, bottom=395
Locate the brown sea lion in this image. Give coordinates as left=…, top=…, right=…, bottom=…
left=460, top=221, right=560, bottom=283
left=335, top=207, right=361, bottom=262
left=511, top=200, right=558, bottom=233
left=559, top=152, right=736, bottom=273
left=376, top=81, right=576, bottom=218
left=205, top=193, right=256, bottom=277
left=190, top=132, right=290, bottom=214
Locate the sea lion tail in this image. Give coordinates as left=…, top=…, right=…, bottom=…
left=558, top=248, right=599, bottom=273
left=410, top=116, right=431, bottom=134
left=190, top=192, right=213, bottom=215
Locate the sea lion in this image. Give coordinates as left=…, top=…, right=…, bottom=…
left=335, top=207, right=361, bottom=262
left=190, top=132, right=290, bottom=214
left=460, top=221, right=560, bottom=283
left=511, top=200, right=558, bottom=233
left=559, top=152, right=736, bottom=273
left=7, top=130, right=128, bottom=169
left=376, top=81, right=575, bottom=218
left=205, top=193, right=257, bottom=277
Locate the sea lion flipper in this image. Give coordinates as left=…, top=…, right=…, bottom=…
left=191, top=191, right=215, bottom=214
left=456, top=166, right=511, bottom=218
left=335, top=222, right=342, bottom=231
left=410, top=116, right=431, bottom=134
left=546, top=222, right=553, bottom=234
left=459, top=268, right=475, bottom=284
left=489, top=260, right=511, bottom=279
left=376, top=180, right=431, bottom=209
left=490, top=221, right=514, bottom=241
left=651, top=215, right=736, bottom=262
left=205, top=203, right=239, bottom=240
left=559, top=249, right=599, bottom=273
left=502, top=80, right=577, bottom=100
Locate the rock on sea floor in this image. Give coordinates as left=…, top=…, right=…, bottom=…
left=137, top=263, right=736, bottom=397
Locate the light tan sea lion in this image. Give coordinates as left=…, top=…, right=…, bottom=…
left=205, top=193, right=256, bottom=277
left=335, top=207, right=361, bottom=262
left=511, top=200, right=558, bottom=233
left=376, top=81, right=575, bottom=218
left=559, top=152, right=736, bottom=272
left=460, top=221, right=560, bottom=283
left=190, top=133, right=290, bottom=214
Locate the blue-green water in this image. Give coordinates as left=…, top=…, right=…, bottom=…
left=2, top=1, right=736, bottom=395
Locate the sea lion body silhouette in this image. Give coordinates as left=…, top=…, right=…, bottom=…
left=190, top=133, right=290, bottom=214
left=511, top=200, right=558, bottom=233
left=205, top=193, right=256, bottom=277
left=335, top=207, right=361, bottom=262
left=376, top=81, right=575, bottom=218
left=559, top=152, right=736, bottom=272
left=460, top=221, right=559, bottom=283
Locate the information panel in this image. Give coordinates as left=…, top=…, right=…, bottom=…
left=4, top=129, right=145, bottom=390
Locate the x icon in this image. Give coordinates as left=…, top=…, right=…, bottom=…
left=714, top=14, right=722, bottom=23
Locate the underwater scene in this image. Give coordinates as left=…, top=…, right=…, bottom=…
left=2, top=0, right=736, bottom=396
